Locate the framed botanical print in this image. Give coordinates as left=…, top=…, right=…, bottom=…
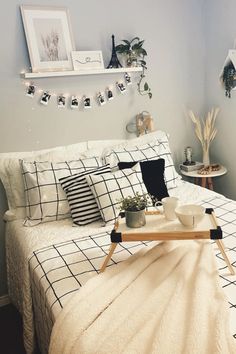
left=20, top=6, right=75, bottom=72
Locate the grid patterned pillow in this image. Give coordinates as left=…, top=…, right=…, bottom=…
left=86, top=165, right=148, bottom=225
left=103, top=134, right=179, bottom=189
left=59, top=164, right=111, bottom=226
left=21, top=157, right=102, bottom=226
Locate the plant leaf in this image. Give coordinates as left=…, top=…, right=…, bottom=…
left=115, top=44, right=130, bottom=53
left=129, top=37, right=140, bottom=44
left=139, top=48, right=147, bottom=56
left=144, top=82, right=149, bottom=91
left=139, top=60, right=146, bottom=66
left=122, top=40, right=131, bottom=46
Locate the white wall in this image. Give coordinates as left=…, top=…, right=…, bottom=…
left=204, top=0, right=236, bottom=198
left=0, top=0, right=206, bottom=295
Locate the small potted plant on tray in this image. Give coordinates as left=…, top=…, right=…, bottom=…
left=119, top=192, right=151, bottom=228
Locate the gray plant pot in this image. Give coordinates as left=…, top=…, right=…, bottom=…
left=125, top=209, right=146, bottom=228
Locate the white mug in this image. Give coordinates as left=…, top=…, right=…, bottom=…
left=158, top=197, right=179, bottom=220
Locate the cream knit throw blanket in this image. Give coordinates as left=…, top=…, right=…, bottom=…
left=49, top=241, right=236, bottom=354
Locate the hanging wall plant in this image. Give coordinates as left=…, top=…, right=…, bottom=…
left=222, top=61, right=236, bottom=98
left=115, top=37, right=152, bottom=99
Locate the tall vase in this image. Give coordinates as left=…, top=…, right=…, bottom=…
left=202, top=146, right=210, bottom=166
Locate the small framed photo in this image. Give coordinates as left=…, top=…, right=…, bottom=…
left=57, top=95, right=66, bottom=108
left=83, top=96, right=91, bottom=109
left=116, top=81, right=126, bottom=93
left=20, top=6, right=75, bottom=72
left=71, top=95, right=79, bottom=109
left=40, top=91, right=51, bottom=105
left=26, top=84, right=36, bottom=97
left=71, top=51, right=104, bottom=71
left=106, top=88, right=114, bottom=101
left=97, top=92, right=106, bottom=106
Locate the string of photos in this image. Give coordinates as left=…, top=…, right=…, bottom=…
left=24, top=72, right=132, bottom=109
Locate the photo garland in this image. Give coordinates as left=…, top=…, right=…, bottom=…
left=24, top=72, right=132, bottom=110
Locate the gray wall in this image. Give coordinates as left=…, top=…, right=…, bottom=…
left=0, top=0, right=206, bottom=295
left=204, top=0, right=236, bottom=198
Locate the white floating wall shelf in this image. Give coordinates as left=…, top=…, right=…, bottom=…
left=23, top=67, right=142, bottom=79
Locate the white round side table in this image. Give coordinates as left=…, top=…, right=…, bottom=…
left=180, top=165, right=227, bottom=190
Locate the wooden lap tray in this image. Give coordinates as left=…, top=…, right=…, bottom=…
left=100, top=208, right=235, bottom=275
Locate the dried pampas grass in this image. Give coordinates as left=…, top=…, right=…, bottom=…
left=188, top=107, right=219, bottom=152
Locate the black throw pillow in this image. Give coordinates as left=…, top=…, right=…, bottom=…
left=118, top=159, right=169, bottom=203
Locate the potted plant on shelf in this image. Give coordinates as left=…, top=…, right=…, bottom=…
left=119, top=192, right=151, bottom=228
left=115, top=37, right=152, bottom=99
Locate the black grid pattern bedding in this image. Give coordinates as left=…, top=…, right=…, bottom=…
left=29, top=232, right=151, bottom=354
left=28, top=195, right=236, bottom=354
left=21, top=157, right=102, bottom=226
left=103, top=135, right=179, bottom=189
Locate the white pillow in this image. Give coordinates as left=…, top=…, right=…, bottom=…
left=0, top=141, right=88, bottom=220
left=21, top=157, right=102, bottom=226
left=101, top=130, right=168, bottom=155
left=86, top=164, right=148, bottom=225
left=103, top=133, right=179, bottom=189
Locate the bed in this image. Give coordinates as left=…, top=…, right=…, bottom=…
left=1, top=131, right=236, bottom=354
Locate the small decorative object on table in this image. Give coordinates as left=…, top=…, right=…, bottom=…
left=183, top=146, right=195, bottom=166
left=188, top=107, right=220, bottom=166
left=119, top=192, right=150, bottom=228
left=115, top=36, right=152, bottom=98
left=198, top=164, right=221, bottom=175
left=180, top=161, right=204, bottom=172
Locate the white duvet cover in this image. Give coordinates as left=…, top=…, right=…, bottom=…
left=5, top=181, right=236, bottom=354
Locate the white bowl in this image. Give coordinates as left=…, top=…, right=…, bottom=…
left=175, top=204, right=205, bottom=228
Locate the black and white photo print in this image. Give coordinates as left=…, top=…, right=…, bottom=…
left=116, top=81, right=126, bottom=93
left=83, top=96, right=91, bottom=109
left=57, top=95, right=66, bottom=108
left=97, top=92, right=106, bottom=106
left=71, top=95, right=79, bottom=109
left=40, top=91, right=51, bottom=105
left=26, top=84, right=36, bottom=98
left=106, top=88, right=114, bottom=101
left=124, top=72, right=132, bottom=85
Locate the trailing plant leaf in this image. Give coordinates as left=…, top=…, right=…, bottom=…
left=144, top=82, right=149, bottom=91
left=222, top=61, right=236, bottom=98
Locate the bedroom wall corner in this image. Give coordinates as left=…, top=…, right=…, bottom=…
left=204, top=0, right=236, bottom=199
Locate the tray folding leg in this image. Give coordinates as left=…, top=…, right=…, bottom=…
left=216, top=240, right=235, bottom=275
left=100, top=243, right=117, bottom=273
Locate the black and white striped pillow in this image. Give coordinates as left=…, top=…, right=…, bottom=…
left=103, top=134, right=180, bottom=189
left=21, top=157, right=102, bottom=226
left=86, top=165, right=148, bottom=225
left=60, top=164, right=111, bottom=225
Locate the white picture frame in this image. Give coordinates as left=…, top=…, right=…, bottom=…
left=20, top=5, right=75, bottom=73
left=71, top=51, right=104, bottom=71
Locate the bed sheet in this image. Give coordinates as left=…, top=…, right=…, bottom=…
left=5, top=181, right=236, bottom=354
